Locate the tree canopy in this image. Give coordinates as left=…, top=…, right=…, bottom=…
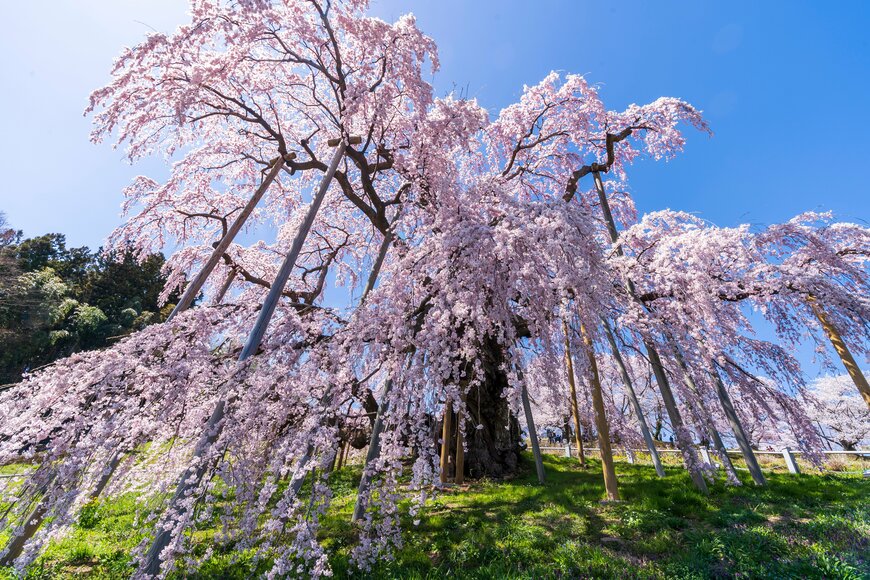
left=0, top=1, right=867, bottom=577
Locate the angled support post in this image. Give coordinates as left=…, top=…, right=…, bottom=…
left=167, top=152, right=294, bottom=321
left=352, top=380, right=392, bottom=522
left=562, top=320, right=587, bottom=468
left=439, top=401, right=454, bottom=484
left=144, top=136, right=356, bottom=577
left=521, top=384, right=546, bottom=484
left=601, top=319, right=665, bottom=477
left=699, top=447, right=715, bottom=469
left=807, top=296, right=870, bottom=410
left=583, top=169, right=707, bottom=493
left=782, top=448, right=801, bottom=474
left=711, top=366, right=766, bottom=486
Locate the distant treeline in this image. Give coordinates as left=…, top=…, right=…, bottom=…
left=0, top=213, right=179, bottom=385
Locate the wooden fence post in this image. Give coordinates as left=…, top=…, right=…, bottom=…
left=699, top=447, right=715, bottom=469
left=782, top=448, right=801, bottom=474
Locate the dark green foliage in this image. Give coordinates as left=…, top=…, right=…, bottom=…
left=83, top=250, right=174, bottom=325
left=0, top=229, right=180, bottom=385
left=2, top=455, right=867, bottom=579
left=14, top=234, right=92, bottom=290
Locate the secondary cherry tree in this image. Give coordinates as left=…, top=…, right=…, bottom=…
left=805, top=374, right=870, bottom=450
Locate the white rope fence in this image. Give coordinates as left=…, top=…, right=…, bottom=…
left=535, top=444, right=870, bottom=476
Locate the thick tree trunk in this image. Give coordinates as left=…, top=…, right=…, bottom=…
left=601, top=319, right=665, bottom=477
left=580, top=324, right=620, bottom=501
left=808, top=296, right=870, bottom=410
left=459, top=338, right=522, bottom=480
left=354, top=255, right=520, bottom=518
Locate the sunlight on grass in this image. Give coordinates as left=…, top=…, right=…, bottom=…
left=1, top=454, right=867, bottom=578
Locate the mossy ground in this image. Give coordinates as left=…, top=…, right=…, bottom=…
left=2, top=454, right=868, bottom=578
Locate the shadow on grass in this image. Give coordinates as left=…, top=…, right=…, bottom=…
left=323, top=454, right=870, bottom=579
left=3, top=453, right=868, bottom=579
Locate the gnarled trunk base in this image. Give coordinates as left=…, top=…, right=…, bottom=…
left=457, top=339, right=521, bottom=480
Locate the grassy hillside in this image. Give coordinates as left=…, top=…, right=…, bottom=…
left=2, top=454, right=868, bottom=578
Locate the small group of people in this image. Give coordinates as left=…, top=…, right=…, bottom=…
left=544, top=429, right=564, bottom=445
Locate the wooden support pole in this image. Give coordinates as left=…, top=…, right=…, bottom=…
left=327, top=445, right=338, bottom=474
left=0, top=501, right=48, bottom=567
left=808, top=296, right=870, bottom=410
left=710, top=367, right=766, bottom=486
left=699, top=447, right=714, bottom=467
left=1, top=451, right=126, bottom=567
left=439, top=401, right=453, bottom=484
left=89, top=452, right=123, bottom=501
left=334, top=441, right=345, bottom=471
left=327, top=136, right=362, bottom=146
left=671, top=348, right=740, bottom=484
left=237, top=145, right=345, bottom=360
left=0, top=470, right=60, bottom=568
left=580, top=323, right=620, bottom=501
left=352, top=380, right=392, bottom=522
left=167, top=153, right=293, bottom=321
left=601, top=319, right=665, bottom=477
left=144, top=140, right=349, bottom=576
left=520, top=384, right=546, bottom=484
left=350, top=233, right=401, bottom=521
left=212, top=267, right=238, bottom=305
left=646, top=344, right=708, bottom=493
left=339, top=440, right=349, bottom=468
left=359, top=230, right=393, bottom=306
left=455, top=406, right=465, bottom=485
left=587, top=169, right=707, bottom=494
left=782, top=448, right=800, bottom=474
left=562, top=320, right=587, bottom=468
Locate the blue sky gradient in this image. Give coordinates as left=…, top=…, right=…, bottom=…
left=1, top=0, right=867, bottom=246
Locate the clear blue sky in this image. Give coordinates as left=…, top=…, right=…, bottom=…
left=0, top=1, right=867, bottom=379
left=1, top=0, right=867, bottom=247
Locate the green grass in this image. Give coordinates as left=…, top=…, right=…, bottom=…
left=2, top=454, right=868, bottom=578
